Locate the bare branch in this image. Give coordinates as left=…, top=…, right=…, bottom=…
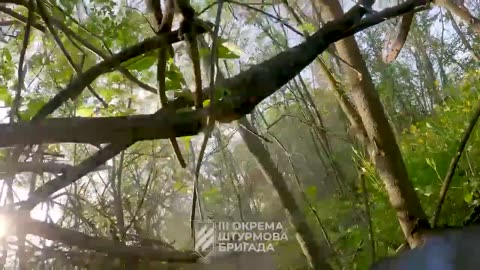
left=383, top=12, right=414, bottom=63
left=19, top=143, right=132, bottom=210
left=0, top=161, right=109, bottom=174
left=0, top=212, right=198, bottom=262
left=0, top=0, right=428, bottom=213
left=0, top=109, right=203, bottom=146
left=0, top=6, right=45, bottom=32
left=432, top=100, right=480, bottom=226
left=436, top=0, right=480, bottom=33
left=12, top=0, right=35, bottom=121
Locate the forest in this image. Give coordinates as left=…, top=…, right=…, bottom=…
left=0, top=0, right=479, bottom=269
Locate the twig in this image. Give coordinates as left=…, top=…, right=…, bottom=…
left=12, top=0, right=35, bottom=121
left=432, top=100, right=480, bottom=226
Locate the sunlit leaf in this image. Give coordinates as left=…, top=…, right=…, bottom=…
left=465, top=192, right=473, bottom=204
left=182, top=136, right=192, bottom=152
left=3, top=49, right=12, bottom=62
left=203, top=99, right=211, bottom=107
left=0, top=86, right=12, bottom=106
left=21, top=98, right=47, bottom=120
left=298, top=23, right=316, bottom=34
left=126, top=54, right=157, bottom=71
left=76, top=106, right=95, bottom=117
left=217, top=43, right=240, bottom=59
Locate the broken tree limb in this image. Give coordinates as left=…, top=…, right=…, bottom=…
left=32, top=24, right=209, bottom=121
left=9, top=0, right=428, bottom=213
left=18, top=142, right=133, bottom=210
left=435, top=0, right=480, bottom=33
left=0, top=109, right=204, bottom=147
left=0, top=161, right=109, bottom=174
left=0, top=0, right=429, bottom=148
left=0, top=211, right=198, bottom=262
left=383, top=11, right=415, bottom=63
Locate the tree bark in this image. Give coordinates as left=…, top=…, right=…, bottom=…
left=435, top=0, right=480, bottom=33
left=446, top=11, right=480, bottom=61
left=317, top=0, right=427, bottom=247
left=237, top=117, right=331, bottom=270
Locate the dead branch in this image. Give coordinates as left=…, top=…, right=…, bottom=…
left=6, top=0, right=428, bottom=213
left=0, top=212, right=198, bottom=262
left=383, top=12, right=414, bottom=63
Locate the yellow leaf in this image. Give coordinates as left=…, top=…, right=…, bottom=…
left=410, top=125, right=417, bottom=133
left=203, top=99, right=211, bottom=107
left=222, top=42, right=243, bottom=56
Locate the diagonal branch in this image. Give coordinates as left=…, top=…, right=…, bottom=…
left=0, top=0, right=428, bottom=147
left=432, top=100, right=480, bottom=226
left=383, top=11, right=415, bottom=63
left=32, top=25, right=208, bottom=121
left=0, top=212, right=198, bottom=262
left=0, top=161, right=109, bottom=175
left=19, top=143, right=133, bottom=210
left=435, top=0, right=480, bottom=33
left=446, top=11, right=480, bottom=61
left=12, top=0, right=35, bottom=121
left=200, top=0, right=429, bottom=122
left=7, top=0, right=428, bottom=212
left=35, top=0, right=107, bottom=106
left=41, top=7, right=159, bottom=94
left=0, top=6, right=45, bottom=32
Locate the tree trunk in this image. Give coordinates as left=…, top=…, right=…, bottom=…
left=237, top=117, right=331, bottom=269
left=317, top=0, right=427, bottom=247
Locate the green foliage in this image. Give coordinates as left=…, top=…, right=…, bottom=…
left=334, top=71, right=480, bottom=268
left=0, top=85, right=12, bottom=107
left=298, top=23, right=316, bottom=35
left=217, top=42, right=241, bottom=59
left=21, top=96, right=48, bottom=120
left=400, top=71, right=480, bottom=225
left=3, top=1, right=480, bottom=269
left=124, top=53, right=157, bottom=72
left=165, top=60, right=187, bottom=90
